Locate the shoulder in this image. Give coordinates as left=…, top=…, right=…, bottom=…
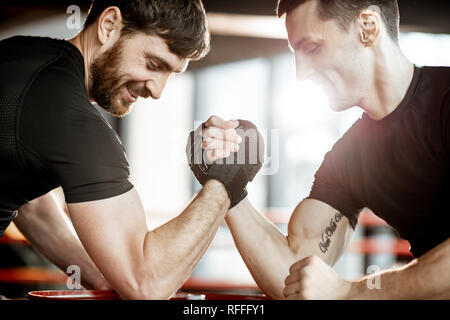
left=20, top=59, right=102, bottom=136
left=418, top=66, right=450, bottom=122
left=312, top=117, right=366, bottom=186
left=0, top=37, right=84, bottom=108
left=19, top=62, right=121, bottom=164
left=417, top=66, right=450, bottom=99
left=313, top=117, right=364, bottom=183
left=420, top=66, right=450, bottom=80
left=4, top=36, right=89, bottom=121
left=326, top=117, right=364, bottom=158
left=0, top=36, right=84, bottom=80
left=17, top=36, right=98, bottom=132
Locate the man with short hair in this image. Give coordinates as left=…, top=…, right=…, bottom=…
left=0, top=0, right=260, bottom=299
left=198, top=0, right=450, bottom=299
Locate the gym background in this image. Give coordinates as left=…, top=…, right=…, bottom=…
left=0, top=0, right=449, bottom=298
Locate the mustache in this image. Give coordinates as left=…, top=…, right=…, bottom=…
left=125, top=82, right=151, bottom=99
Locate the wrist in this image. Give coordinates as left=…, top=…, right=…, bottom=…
left=203, top=179, right=230, bottom=208
left=228, top=196, right=248, bottom=216
left=346, top=280, right=368, bottom=300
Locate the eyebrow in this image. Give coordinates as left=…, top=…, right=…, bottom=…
left=144, top=52, right=185, bottom=74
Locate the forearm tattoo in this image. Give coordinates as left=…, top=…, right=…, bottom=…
left=319, top=212, right=344, bottom=254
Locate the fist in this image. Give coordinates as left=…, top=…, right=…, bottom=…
left=186, top=115, right=265, bottom=208
left=201, top=115, right=243, bottom=163
left=283, top=256, right=353, bottom=300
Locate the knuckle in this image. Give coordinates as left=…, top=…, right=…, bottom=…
left=204, top=127, right=216, bottom=136
left=209, top=115, right=222, bottom=126
left=204, top=136, right=216, bottom=146
left=225, top=127, right=237, bottom=134
left=289, top=264, right=297, bottom=273
left=205, top=150, right=214, bottom=161
left=202, top=140, right=210, bottom=149
left=288, top=285, right=306, bottom=300
left=205, top=128, right=218, bottom=138
left=304, top=256, right=315, bottom=264
left=202, top=128, right=210, bottom=137
left=227, top=142, right=238, bottom=151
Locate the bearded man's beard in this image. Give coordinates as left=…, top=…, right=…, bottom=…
left=89, top=38, right=134, bottom=117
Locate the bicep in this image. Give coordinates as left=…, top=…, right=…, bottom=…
left=287, top=199, right=354, bottom=266
left=67, top=188, right=148, bottom=296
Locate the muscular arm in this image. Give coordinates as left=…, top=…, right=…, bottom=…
left=225, top=198, right=354, bottom=299
left=67, top=179, right=229, bottom=300
left=15, top=189, right=110, bottom=290
left=349, top=237, right=450, bottom=299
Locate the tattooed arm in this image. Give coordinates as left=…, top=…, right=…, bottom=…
left=225, top=198, right=354, bottom=300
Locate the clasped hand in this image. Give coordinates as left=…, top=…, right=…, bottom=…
left=186, top=115, right=265, bottom=208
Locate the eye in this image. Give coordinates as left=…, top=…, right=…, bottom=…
left=147, top=60, right=159, bottom=71
left=305, top=44, right=321, bottom=55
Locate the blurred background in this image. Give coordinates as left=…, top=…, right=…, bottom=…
left=1, top=0, right=450, bottom=298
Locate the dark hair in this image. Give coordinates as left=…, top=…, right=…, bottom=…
left=277, top=0, right=400, bottom=42
left=84, top=0, right=210, bottom=60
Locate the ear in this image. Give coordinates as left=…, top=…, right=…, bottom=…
left=97, top=6, right=122, bottom=45
left=357, top=8, right=381, bottom=46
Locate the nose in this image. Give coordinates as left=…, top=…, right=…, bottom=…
left=295, top=53, right=313, bottom=81
left=145, top=73, right=170, bottom=100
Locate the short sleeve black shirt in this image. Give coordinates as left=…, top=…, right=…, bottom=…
left=309, top=65, right=450, bottom=258
left=0, top=36, right=134, bottom=237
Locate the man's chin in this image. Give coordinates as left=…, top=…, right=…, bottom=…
left=321, top=88, right=354, bottom=112
left=325, top=93, right=352, bottom=112
left=328, top=103, right=344, bottom=112
left=98, top=102, right=133, bottom=118
left=110, top=105, right=133, bottom=118
left=328, top=101, right=353, bottom=112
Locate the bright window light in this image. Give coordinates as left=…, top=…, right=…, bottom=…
left=400, top=32, right=450, bottom=66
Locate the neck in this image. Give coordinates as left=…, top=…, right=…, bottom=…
left=361, top=40, right=415, bottom=120
left=68, top=28, right=97, bottom=96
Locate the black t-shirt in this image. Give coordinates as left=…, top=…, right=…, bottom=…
left=309, top=65, right=450, bottom=258
left=0, top=36, right=134, bottom=237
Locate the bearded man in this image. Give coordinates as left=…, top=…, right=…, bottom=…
left=0, top=0, right=261, bottom=299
